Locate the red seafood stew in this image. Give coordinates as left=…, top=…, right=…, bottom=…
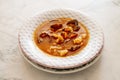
left=34, top=18, right=89, bottom=57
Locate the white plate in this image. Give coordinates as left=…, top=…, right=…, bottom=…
left=18, top=8, right=104, bottom=69
left=19, top=46, right=102, bottom=74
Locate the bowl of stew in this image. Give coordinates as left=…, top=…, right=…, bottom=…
left=18, top=8, right=104, bottom=73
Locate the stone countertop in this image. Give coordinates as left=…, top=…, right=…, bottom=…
left=0, top=0, right=120, bottom=80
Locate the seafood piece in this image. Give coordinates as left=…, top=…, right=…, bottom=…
left=73, top=36, right=82, bottom=44
left=68, top=45, right=81, bottom=51
left=50, top=24, right=62, bottom=31
left=57, top=49, right=68, bottom=56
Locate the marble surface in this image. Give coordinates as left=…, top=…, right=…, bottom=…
left=0, top=0, right=120, bottom=80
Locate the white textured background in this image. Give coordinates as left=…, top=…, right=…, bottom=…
left=0, top=0, right=120, bottom=80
